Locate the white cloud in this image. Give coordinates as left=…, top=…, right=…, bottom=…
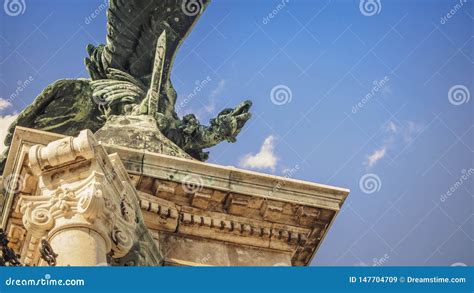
left=364, top=120, right=424, bottom=168
left=239, top=135, right=278, bottom=172
left=0, top=98, right=12, bottom=110
left=0, top=114, right=18, bottom=153
left=366, top=147, right=386, bottom=167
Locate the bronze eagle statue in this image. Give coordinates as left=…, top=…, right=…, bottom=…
left=0, top=0, right=252, bottom=170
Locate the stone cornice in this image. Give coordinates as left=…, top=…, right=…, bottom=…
left=106, top=144, right=349, bottom=210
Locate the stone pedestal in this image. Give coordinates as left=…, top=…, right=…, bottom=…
left=94, top=115, right=192, bottom=159
left=1, top=127, right=349, bottom=266
left=1, top=128, right=161, bottom=266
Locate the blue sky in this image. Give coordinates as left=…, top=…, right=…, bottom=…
left=0, top=0, right=473, bottom=266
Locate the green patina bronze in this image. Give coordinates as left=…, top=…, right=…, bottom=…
left=0, top=0, right=252, bottom=170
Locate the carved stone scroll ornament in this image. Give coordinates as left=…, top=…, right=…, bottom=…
left=18, top=130, right=137, bottom=265
left=20, top=184, right=134, bottom=258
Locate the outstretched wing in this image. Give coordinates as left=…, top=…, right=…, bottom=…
left=2, top=80, right=103, bottom=158
left=85, top=0, right=210, bottom=119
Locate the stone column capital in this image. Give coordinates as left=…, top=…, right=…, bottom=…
left=19, top=130, right=138, bottom=264
left=20, top=174, right=136, bottom=259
